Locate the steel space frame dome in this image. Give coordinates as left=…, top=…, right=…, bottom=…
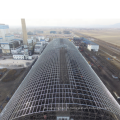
left=0, top=38, right=120, bottom=120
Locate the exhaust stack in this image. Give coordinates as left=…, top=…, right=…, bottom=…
left=21, top=19, right=28, bottom=45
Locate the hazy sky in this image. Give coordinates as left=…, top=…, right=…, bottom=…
left=0, top=0, right=120, bottom=27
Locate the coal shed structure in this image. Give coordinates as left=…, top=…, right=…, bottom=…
left=0, top=38, right=120, bottom=120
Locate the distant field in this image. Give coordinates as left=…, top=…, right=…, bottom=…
left=77, top=29, right=120, bottom=46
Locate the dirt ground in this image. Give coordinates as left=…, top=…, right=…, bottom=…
left=0, top=69, right=7, bottom=79
left=0, top=67, right=30, bottom=113
left=2, top=69, right=25, bottom=82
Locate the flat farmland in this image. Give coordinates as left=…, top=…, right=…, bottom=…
left=78, top=29, right=120, bottom=46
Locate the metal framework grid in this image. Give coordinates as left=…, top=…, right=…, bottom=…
left=0, top=38, right=120, bottom=120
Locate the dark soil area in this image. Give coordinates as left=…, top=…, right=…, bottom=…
left=0, top=67, right=30, bottom=113
left=0, top=68, right=7, bottom=79
left=2, top=69, right=25, bottom=82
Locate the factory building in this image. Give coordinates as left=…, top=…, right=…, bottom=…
left=34, top=42, right=46, bottom=54
left=13, top=54, right=24, bottom=60
left=27, top=37, right=36, bottom=45
left=0, top=24, right=9, bottom=41
left=13, top=54, right=32, bottom=60
left=45, top=38, right=49, bottom=42
left=34, top=37, right=47, bottom=54
left=5, top=34, right=14, bottom=41
left=50, top=31, right=56, bottom=34
left=0, top=41, right=21, bottom=53
left=0, top=24, right=16, bottom=53
left=0, top=24, right=14, bottom=41
left=1, top=38, right=120, bottom=120
left=37, top=36, right=45, bottom=41
left=11, top=46, right=22, bottom=54
left=87, top=43, right=99, bottom=51
left=12, top=39, right=23, bottom=45
left=10, top=19, right=35, bottom=58
left=81, top=37, right=99, bottom=51
left=0, top=36, right=3, bottom=42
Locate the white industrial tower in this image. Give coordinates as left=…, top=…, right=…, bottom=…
left=21, top=19, right=28, bottom=45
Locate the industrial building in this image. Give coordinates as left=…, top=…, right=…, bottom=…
left=87, top=43, right=99, bottom=51
left=0, top=41, right=21, bottom=53
left=45, top=38, right=49, bottom=42
left=37, top=36, right=45, bottom=41
left=50, top=31, right=56, bottom=34
left=10, top=19, right=34, bottom=58
left=0, top=24, right=21, bottom=53
left=13, top=54, right=32, bottom=60
left=12, top=47, right=33, bottom=60
left=0, top=24, right=14, bottom=42
left=0, top=38, right=120, bottom=120
left=12, top=39, right=23, bottom=45
left=34, top=36, right=47, bottom=54
left=34, top=41, right=46, bottom=54
left=13, top=54, right=25, bottom=60
left=74, top=37, right=99, bottom=52
left=34, top=30, right=43, bottom=34
left=0, top=24, right=9, bottom=41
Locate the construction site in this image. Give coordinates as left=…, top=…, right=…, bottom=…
left=1, top=38, right=120, bottom=120
left=0, top=19, right=120, bottom=119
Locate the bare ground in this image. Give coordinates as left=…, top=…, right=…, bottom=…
left=0, top=67, right=30, bottom=113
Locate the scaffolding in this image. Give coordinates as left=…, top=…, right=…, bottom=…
left=0, top=38, right=120, bottom=120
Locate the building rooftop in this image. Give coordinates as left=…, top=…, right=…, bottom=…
left=82, top=38, right=98, bottom=45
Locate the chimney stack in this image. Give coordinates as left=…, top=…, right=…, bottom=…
left=21, top=19, right=28, bottom=45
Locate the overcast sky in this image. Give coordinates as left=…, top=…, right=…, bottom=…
left=0, top=0, right=120, bottom=27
